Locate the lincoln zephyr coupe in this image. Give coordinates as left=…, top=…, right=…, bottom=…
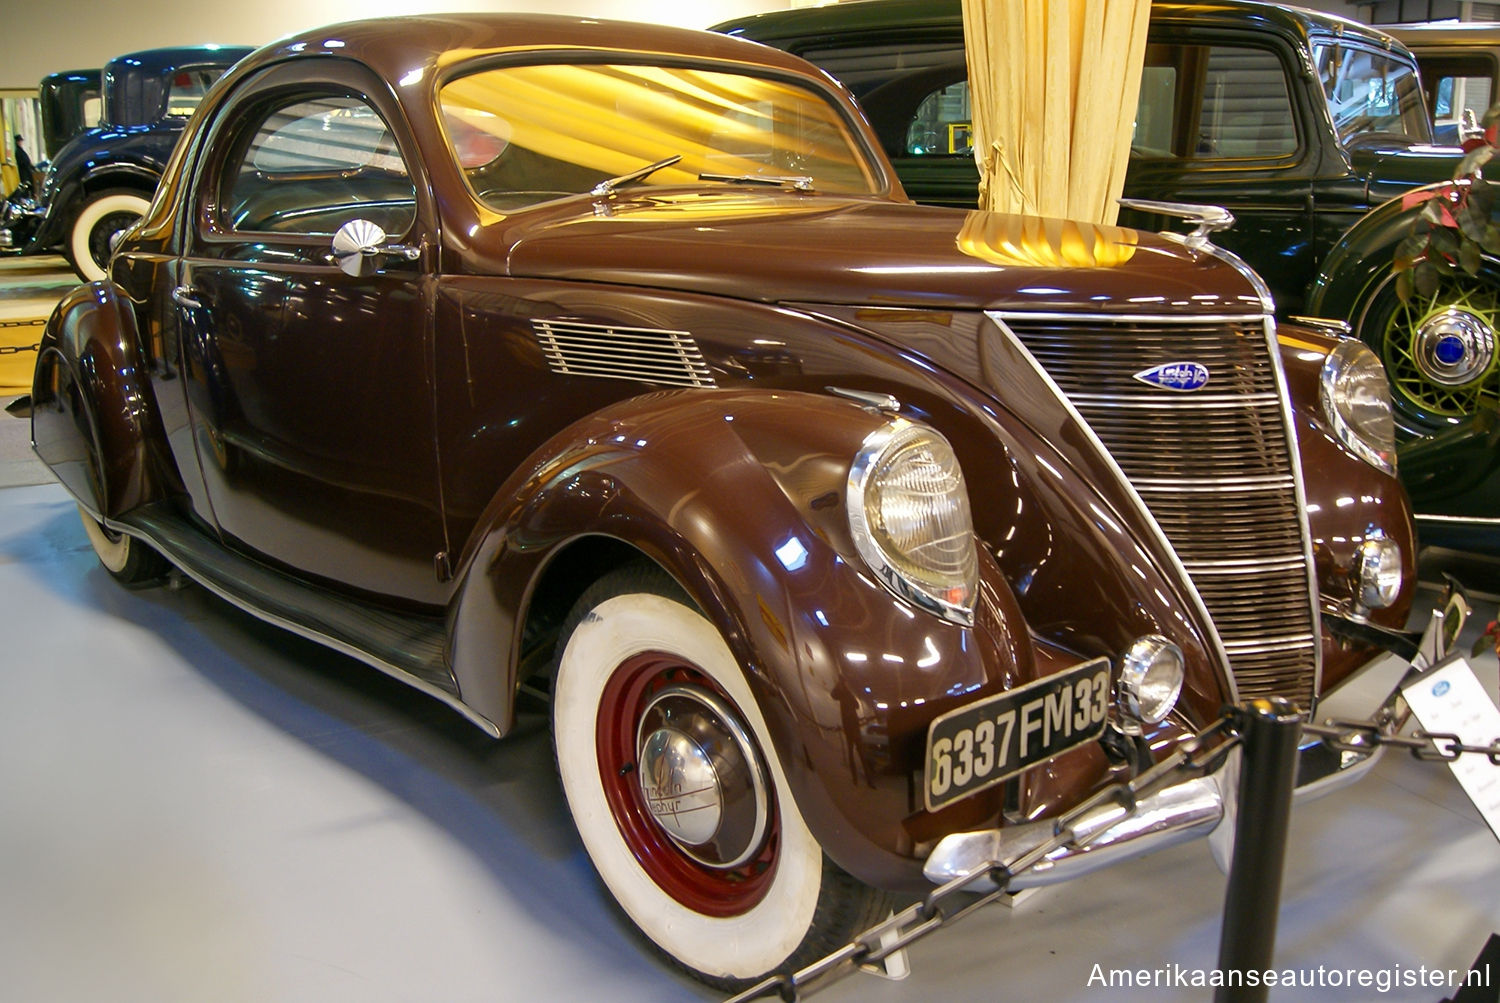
left=29, top=13, right=1431, bottom=988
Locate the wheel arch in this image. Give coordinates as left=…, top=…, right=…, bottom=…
left=1306, top=186, right=1457, bottom=323
left=30, top=281, right=172, bottom=518
left=33, top=167, right=159, bottom=250
left=442, top=388, right=1012, bottom=887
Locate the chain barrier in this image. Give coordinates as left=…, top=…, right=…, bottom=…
left=0, top=318, right=44, bottom=357
left=723, top=715, right=1242, bottom=1003
left=1303, top=720, right=1500, bottom=765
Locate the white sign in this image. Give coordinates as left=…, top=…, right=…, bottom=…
left=1401, top=657, right=1500, bottom=845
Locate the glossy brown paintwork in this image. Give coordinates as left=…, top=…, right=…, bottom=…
left=32, top=13, right=1416, bottom=894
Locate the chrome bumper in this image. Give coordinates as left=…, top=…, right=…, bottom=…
left=924, top=640, right=1439, bottom=891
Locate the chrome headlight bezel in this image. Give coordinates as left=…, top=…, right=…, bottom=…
left=1355, top=532, right=1403, bottom=612
left=1320, top=339, right=1396, bottom=475
left=1116, top=635, right=1185, bottom=733
left=847, top=418, right=978, bottom=626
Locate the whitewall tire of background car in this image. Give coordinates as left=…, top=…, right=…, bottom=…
left=67, top=190, right=151, bottom=282
left=552, top=565, right=891, bottom=987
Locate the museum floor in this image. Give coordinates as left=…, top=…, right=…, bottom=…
left=1, top=260, right=1498, bottom=1002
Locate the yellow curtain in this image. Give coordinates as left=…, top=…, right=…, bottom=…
left=962, top=0, right=1150, bottom=225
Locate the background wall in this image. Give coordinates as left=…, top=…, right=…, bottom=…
left=1, top=0, right=794, bottom=88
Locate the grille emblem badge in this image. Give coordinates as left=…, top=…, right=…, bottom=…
left=1133, top=361, right=1210, bottom=392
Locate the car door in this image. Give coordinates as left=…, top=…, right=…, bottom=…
left=1118, top=34, right=1321, bottom=312
left=171, top=61, right=449, bottom=606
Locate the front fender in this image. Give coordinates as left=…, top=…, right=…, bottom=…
left=1306, top=185, right=1442, bottom=322
left=31, top=281, right=170, bottom=517
left=447, top=389, right=1040, bottom=888
left=1277, top=323, right=1418, bottom=692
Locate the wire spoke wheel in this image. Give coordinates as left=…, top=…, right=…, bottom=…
left=1373, top=276, right=1500, bottom=421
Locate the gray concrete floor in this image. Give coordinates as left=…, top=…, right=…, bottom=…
left=1, top=261, right=1498, bottom=1002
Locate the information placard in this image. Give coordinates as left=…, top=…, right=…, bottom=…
left=1401, top=658, right=1500, bottom=845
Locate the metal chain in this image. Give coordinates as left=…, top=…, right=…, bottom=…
left=0, top=343, right=39, bottom=355
left=0, top=319, right=44, bottom=329
left=1303, top=720, right=1500, bottom=765
left=724, top=715, right=1241, bottom=1003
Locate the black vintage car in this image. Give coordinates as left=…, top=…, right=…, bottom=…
left=717, top=0, right=1500, bottom=559
left=0, top=45, right=251, bottom=281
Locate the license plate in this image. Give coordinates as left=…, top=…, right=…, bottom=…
left=924, top=657, right=1111, bottom=812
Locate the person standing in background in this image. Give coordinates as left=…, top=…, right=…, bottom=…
left=13, top=135, right=35, bottom=194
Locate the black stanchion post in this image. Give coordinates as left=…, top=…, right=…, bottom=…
left=1214, top=697, right=1302, bottom=1003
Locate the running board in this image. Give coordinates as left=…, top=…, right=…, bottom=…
left=113, top=503, right=483, bottom=728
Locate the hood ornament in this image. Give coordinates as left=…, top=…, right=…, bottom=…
left=1117, top=198, right=1234, bottom=251
left=1134, top=361, right=1211, bottom=392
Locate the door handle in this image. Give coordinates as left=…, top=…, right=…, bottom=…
left=171, top=285, right=202, bottom=309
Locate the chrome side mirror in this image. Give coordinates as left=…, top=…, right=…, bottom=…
left=331, top=218, right=420, bottom=277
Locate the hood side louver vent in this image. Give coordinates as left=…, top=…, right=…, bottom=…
left=531, top=319, right=716, bottom=388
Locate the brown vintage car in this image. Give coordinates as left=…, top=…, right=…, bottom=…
left=29, top=12, right=1429, bottom=989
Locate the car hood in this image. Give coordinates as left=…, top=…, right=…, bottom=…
left=1347, top=137, right=1464, bottom=203
left=500, top=191, right=1267, bottom=315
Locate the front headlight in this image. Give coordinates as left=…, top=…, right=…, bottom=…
left=847, top=418, right=978, bottom=625
left=1320, top=340, right=1396, bottom=474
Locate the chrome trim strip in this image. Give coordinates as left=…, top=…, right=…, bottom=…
left=988, top=311, right=1239, bottom=704
left=1255, top=316, right=1325, bottom=707
left=1067, top=392, right=1284, bottom=407
left=977, top=310, right=1262, bottom=324
left=1416, top=513, right=1500, bottom=525
left=1184, top=557, right=1310, bottom=572
left=1133, top=476, right=1295, bottom=491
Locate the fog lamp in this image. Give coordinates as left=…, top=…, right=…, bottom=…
left=1117, top=635, right=1185, bottom=732
left=1355, top=534, right=1403, bottom=612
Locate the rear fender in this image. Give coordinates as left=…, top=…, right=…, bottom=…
left=31, top=281, right=168, bottom=517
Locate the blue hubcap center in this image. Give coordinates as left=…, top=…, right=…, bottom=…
left=1435, top=335, right=1467, bottom=366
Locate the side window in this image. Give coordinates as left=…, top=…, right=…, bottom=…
left=219, top=94, right=416, bottom=237
left=166, top=68, right=228, bottom=118
left=1313, top=42, right=1430, bottom=143
left=1418, top=55, right=1496, bottom=143
left=1135, top=42, right=1297, bottom=160
left=905, top=81, right=972, bottom=156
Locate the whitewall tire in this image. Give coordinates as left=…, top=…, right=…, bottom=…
left=67, top=190, right=150, bottom=282
left=552, top=565, right=891, bottom=987
left=78, top=504, right=166, bottom=585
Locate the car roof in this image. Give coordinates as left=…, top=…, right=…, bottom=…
left=228, top=12, right=823, bottom=88
left=715, top=0, right=1396, bottom=49
left=1384, top=22, right=1500, bottom=48
left=103, top=45, right=254, bottom=77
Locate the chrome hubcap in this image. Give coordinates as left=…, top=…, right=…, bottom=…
left=1414, top=308, right=1496, bottom=387
left=635, top=684, right=769, bottom=869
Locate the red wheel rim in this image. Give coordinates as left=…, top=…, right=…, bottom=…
left=595, top=651, right=779, bottom=917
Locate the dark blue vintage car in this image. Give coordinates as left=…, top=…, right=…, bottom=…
left=0, top=45, right=251, bottom=281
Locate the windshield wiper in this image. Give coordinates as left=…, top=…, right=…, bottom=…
left=699, top=172, right=815, bottom=192
left=592, top=155, right=683, bottom=197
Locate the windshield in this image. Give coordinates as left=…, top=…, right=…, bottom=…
left=1313, top=42, right=1433, bottom=144
left=439, top=62, right=880, bottom=212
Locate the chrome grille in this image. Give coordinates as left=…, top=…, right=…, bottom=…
left=531, top=319, right=716, bottom=388
left=996, top=314, right=1319, bottom=709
